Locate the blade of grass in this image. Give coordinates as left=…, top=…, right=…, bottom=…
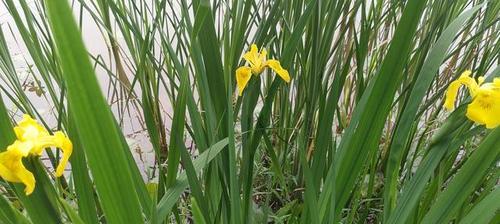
left=45, top=1, right=144, bottom=223
left=421, top=128, right=500, bottom=224
left=383, top=4, right=484, bottom=220
left=459, top=187, right=500, bottom=224
left=0, top=194, right=30, bottom=224
left=155, top=138, right=229, bottom=223
left=58, top=197, right=85, bottom=224
left=67, top=113, right=99, bottom=224
left=319, top=0, right=428, bottom=221
left=387, top=105, right=471, bottom=224
left=172, top=68, right=212, bottom=222
left=240, top=1, right=318, bottom=220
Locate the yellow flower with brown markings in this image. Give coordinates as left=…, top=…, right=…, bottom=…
left=0, top=114, right=72, bottom=195
left=236, top=44, right=290, bottom=95
left=444, top=70, right=500, bottom=129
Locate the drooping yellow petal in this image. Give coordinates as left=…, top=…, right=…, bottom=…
left=444, top=79, right=463, bottom=110
left=266, top=59, right=290, bottom=83
left=444, top=70, right=478, bottom=110
left=236, top=66, right=252, bottom=96
left=13, top=114, right=73, bottom=176
left=12, top=163, right=36, bottom=195
left=458, top=71, right=480, bottom=96
left=53, top=132, right=73, bottom=177
left=0, top=142, right=36, bottom=195
left=25, top=131, right=73, bottom=177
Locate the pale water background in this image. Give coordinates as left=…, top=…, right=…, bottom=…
left=0, top=1, right=163, bottom=180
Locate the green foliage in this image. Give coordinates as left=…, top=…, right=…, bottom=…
left=0, top=0, right=498, bottom=223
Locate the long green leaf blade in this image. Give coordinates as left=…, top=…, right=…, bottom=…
left=45, top=1, right=144, bottom=223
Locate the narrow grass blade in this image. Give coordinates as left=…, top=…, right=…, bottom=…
left=421, top=128, right=500, bottom=224
left=192, top=0, right=227, bottom=125
left=387, top=106, right=470, bottom=224
left=58, top=197, right=85, bottom=224
left=0, top=194, right=30, bottom=224
left=191, top=197, right=208, bottom=224
left=383, top=4, right=484, bottom=220
left=319, top=0, right=428, bottom=221
left=459, top=187, right=500, bottom=224
left=156, top=138, right=228, bottom=223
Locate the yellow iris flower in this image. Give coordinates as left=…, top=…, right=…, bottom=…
left=236, top=44, right=290, bottom=95
left=444, top=70, right=500, bottom=129
left=0, top=114, right=72, bottom=195
left=0, top=141, right=36, bottom=195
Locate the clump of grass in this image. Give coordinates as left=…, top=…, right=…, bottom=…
left=0, top=0, right=498, bottom=223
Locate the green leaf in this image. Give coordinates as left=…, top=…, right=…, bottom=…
left=387, top=105, right=470, bottom=224
left=191, top=197, right=208, bottom=224
left=45, top=1, right=144, bottom=223
left=58, top=197, right=85, bottom=224
left=319, top=0, right=428, bottom=221
left=421, top=128, right=500, bottom=224
left=67, top=114, right=99, bottom=224
left=0, top=194, right=30, bottom=224
left=156, top=138, right=229, bottom=223
left=383, top=4, right=484, bottom=220
left=459, top=187, right=500, bottom=224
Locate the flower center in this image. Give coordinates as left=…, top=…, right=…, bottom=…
left=23, top=126, right=41, bottom=140
left=251, top=65, right=265, bottom=75
left=476, top=94, right=492, bottom=110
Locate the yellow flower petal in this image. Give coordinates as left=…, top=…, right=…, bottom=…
left=444, top=70, right=477, bottom=110
left=0, top=142, right=36, bottom=195
left=478, top=76, right=485, bottom=85
left=238, top=44, right=291, bottom=95
left=53, top=132, right=73, bottom=177
left=494, top=78, right=500, bottom=86
left=236, top=66, right=252, bottom=96
left=26, top=132, right=73, bottom=177
left=250, top=44, right=258, bottom=54
left=466, top=89, right=500, bottom=129
left=444, top=79, right=462, bottom=110
left=243, top=44, right=267, bottom=74
left=14, top=114, right=50, bottom=141
left=458, top=71, right=480, bottom=96
left=266, top=59, right=290, bottom=83
left=13, top=163, right=36, bottom=195
left=445, top=71, right=500, bottom=129
left=13, top=114, right=73, bottom=176
left=242, top=44, right=260, bottom=67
